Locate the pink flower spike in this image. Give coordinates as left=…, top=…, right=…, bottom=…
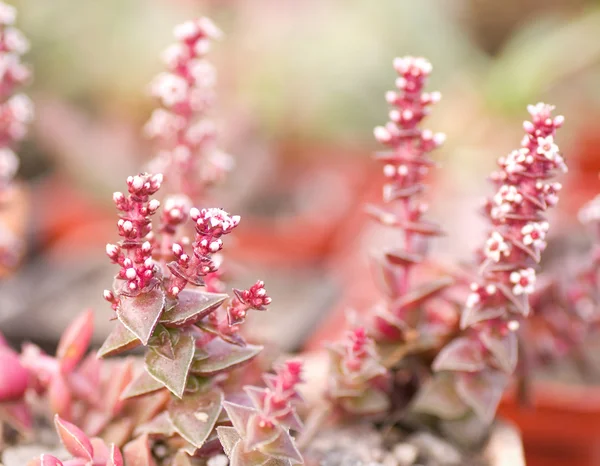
left=54, top=415, right=94, bottom=461
left=56, top=309, right=94, bottom=373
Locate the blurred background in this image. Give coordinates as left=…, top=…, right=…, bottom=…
left=1, top=0, right=600, bottom=346
left=1, top=0, right=600, bottom=462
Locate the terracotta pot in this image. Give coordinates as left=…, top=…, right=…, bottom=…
left=499, top=381, right=600, bottom=466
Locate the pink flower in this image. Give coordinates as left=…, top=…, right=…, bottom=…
left=521, top=221, right=549, bottom=251
left=510, top=268, right=536, bottom=296
left=484, top=231, right=511, bottom=262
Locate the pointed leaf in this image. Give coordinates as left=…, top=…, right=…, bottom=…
left=98, top=321, right=141, bottom=358
left=260, top=429, right=303, bottom=464
left=161, top=289, right=228, bottom=327
left=433, top=337, right=486, bottom=373
left=29, top=455, right=64, bottom=466
left=54, top=415, right=93, bottom=460
left=455, top=369, right=509, bottom=424
left=385, top=249, right=424, bottom=266
left=108, top=444, right=124, bottom=466
left=190, top=338, right=263, bottom=376
left=0, top=400, right=32, bottom=432
left=49, top=375, right=72, bottom=421
left=123, top=434, right=157, bottom=466
left=149, top=325, right=175, bottom=359
left=168, top=389, right=223, bottom=448
left=57, top=309, right=94, bottom=373
left=0, top=346, right=29, bottom=401
left=217, top=426, right=241, bottom=457
left=365, top=204, right=399, bottom=226
left=223, top=401, right=255, bottom=436
left=145, top=332, right=194, bottom=398
left=340, top=388, right=390, bottom=415
left=246, top=414, right=280, bottom=450
left=496, top=283, right=530, bottom=316
left=411, top=374, right=470, bottom=420
left=91, top=437, right=110, bottom=463
left=230, top=438, right=269, bottom=466
left=121, top=369, right=166, bottom=399
left=134, top=411, right=175, bottom=437
left=117, top=287, right=166, bottom=345
left=384, top=183, right=425, bottom=201
left=479, top=329, right=518, bottom=374
left=460, top=305, right=504, bottom=329
left=512, top=239, right=541, bottom=263
left=393, top=277, right=454, bottom=313
left=400, top=220, right=445, bottom=237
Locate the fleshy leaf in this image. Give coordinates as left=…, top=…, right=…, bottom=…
left=108, top=444, right=124, bottom=466
left=393, top=277, right=454, bottom=313
left=54, top=415, right=93, bottom=460
left=98, top=321, right=141, bottom=358
left=260, top=429, right=303, bottom=464
left=340, top=389, right=390, bottom=415
left=190, top=338, right=263, bottom=376
left=460, top=305, right=505, bottom=329
left=479, top=328, right=518, bottom=374
left=117, top=287, right=166, bottom=345
left=105, top=360, right=134, bottom=415
left=230, top=439, right=270, bottom=466
left=432, top=337, right=486, bottom=373
left=49, top=375, right=72, bottom=421
left=123, top=434, right=157, bottom=466
left=455, top=369, right=509, bottom=424
left=134, top=411, right=175, bottom=437
left=121, top=369, right=166, bottom=399
left=217, top=426, right=241, bottom=457
left=400, top=220, right=445, bottom=237
left=0, top=400, right=33, bottom=432
left=0, top=346, right=29, bottom=402
left=496, top=283, right=530, bottom=316
left=222, top=401, right=255, bottom=436
left=384, top=249, right=424, bottom=266
left=168, top=389, right=223, bottom=448
left=57, top=309, right=94, bottom=373
left=28, top=455, right=64, bottom=466
left=246, top=415, right=280, bottom=450
left=160, top=289, right=228, bottom=327
left=410, top=373, right=470, bottom=420
left=145, top=333, right=195, bottom=398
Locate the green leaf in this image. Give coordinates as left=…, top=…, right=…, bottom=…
left=168, top=389, right=223, bottom=449
left=160, top=289, right=228, bottom=328
left=190, top=338, right=263, bottom=376
left=145, top=333, right=195, bottom=398
left=117, top=287, right=166, bottom=345
left=97, top=321, right=141, bottom=358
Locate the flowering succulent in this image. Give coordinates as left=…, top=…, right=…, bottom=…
left=424, top=103, right=566, bottom=423
left=0, top=0, right=33, bottom=268
left=145, top=17, right=231, bottom=200
left=327, top=328, right=389, bottom=415
left=28, top=415, right=123, bottom=466
left=217, top=360, right=304, bottom=466
left=98, top=170, right=273, bottom=460
left=368, top=56, right=454, bottom=349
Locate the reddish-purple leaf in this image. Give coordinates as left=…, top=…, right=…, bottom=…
left=432, top=337, right=486, bottom=373
left=393, top=277, right=454, bottom=313
left=117, top=287, right=166, bottom=345
left=57, top=309, right=94, bottom=373
left=400, top=220, right=445, bottom=237
left=104, top=360, right=134, bottom=415
left=49, top=374, right=72, bottom=420
left=54, top=415, right=93, bottom=460
left=460, top=305, right=504, bottom=329
left=0, top=400, right=33, bottom=432
left=123, top=434, right=157, bottom=466
left=121, top=369, right=165, bottom=400
left=496, top=283, right=530, bottom=316
left=512, top=239, right=541, bottom=263
left=160, top=289, right=228, bottom=328
left=246, top=414, right=280, bottom=450
left=384, top=249, right=424, bottom=266
left=108, top=443, right=124, bottom=466
left=455, top=369, right=509, bottom=423
left=145, top=333, right=195, bottom=398
left=411, top=374, right=469, bottom=420
left=384, top=183, right=425, bottom=201
left=0, top=346, right=29, bottom=402
left=168, top=389, right=223, bottom=448
left=97, top=321, right=141, bottom=358
left=190, top=338, right=262, bottom=376
left=479, top=329, right=518, bottom=374
left=134, top=411, right=175, bottom=437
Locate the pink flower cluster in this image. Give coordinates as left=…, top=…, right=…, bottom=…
left=145, top=17, right=232, bottom=198
left=228, top=280, right=272, bottom=325
left=104, top=173, right=163, bottom=306
left=167, top=207, right=240, bottom=296
left=0, top=1, right=32, bottom=189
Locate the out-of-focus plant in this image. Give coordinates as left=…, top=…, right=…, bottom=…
left=27, top=415, right=123, bottom=466
left=0, top=0, right=33, bottom=269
